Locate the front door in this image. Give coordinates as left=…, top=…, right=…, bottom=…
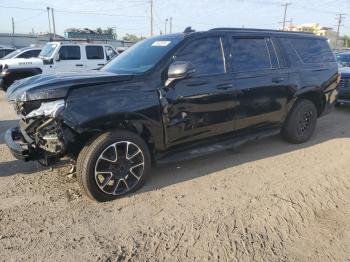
left=230, top=37, right=291, bottom=131
left=163, top=36, right=237, bottom=147
left=53, top=45, right=85, bottom=73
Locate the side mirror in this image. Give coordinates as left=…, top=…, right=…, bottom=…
left=54, top=53, right=61, bottom=62
left=168, top=61, right=196, bottom=80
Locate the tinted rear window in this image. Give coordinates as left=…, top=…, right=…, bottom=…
left=86, top=46, right=104, bottom=59
left=231, top=38, right=272, bottom=72
left=289, top=38, right=335, bottom=63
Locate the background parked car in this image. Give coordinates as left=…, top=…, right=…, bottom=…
left=336, top=67, right=350, bottom=106
left=336, top=52, right=350, bottom=68
left=0, top=42, right=117, bottom=90
left=0, top=46, right=16, bottom=59
left=1, top=46, right=42, bottom=60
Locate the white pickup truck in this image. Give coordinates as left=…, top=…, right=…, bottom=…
left=0, top=42, right=118, bottom=90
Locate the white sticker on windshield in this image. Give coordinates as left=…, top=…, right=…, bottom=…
left=152, top=41, right=171, bottom=47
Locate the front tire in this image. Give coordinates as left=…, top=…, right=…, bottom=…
left=77, top=130, right=151, bottom=202
left=282, top=99, right=318, bottom=144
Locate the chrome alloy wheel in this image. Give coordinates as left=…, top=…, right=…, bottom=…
left=94, top=141, right=144, bottom=196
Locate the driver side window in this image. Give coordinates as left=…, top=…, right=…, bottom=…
left=175, top=37, right=226, bottom=76
left=59, top=46, right=81, bottom=60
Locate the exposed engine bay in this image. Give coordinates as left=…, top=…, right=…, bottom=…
left=13, top=99, right=74, bottom=166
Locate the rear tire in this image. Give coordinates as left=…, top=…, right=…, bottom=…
left=282, top=99, right=318, bottom=144
left=77, top=130, right=151, bottom=202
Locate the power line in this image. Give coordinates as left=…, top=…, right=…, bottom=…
left=0, top=5, right=147, bottom=18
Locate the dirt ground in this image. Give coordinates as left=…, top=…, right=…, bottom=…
left=1, top=90, right=350, bottom=262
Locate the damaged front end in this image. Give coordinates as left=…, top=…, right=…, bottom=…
left=6, top=99, right=75, bottom=166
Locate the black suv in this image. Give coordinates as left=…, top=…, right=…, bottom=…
left=5, top=28, right=338, bottom=202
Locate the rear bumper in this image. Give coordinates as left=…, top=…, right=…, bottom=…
left=5, top=127, right=39, bottom=161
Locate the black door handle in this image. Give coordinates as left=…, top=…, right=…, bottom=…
left=76, top=64, right=84, bottom=67
left=217, top=83, right=234, bottom=90
left=272, top=77, right=285, bottom=83
left=98, top=64, right=105, bottom=66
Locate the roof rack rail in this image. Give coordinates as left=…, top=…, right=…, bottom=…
left=210, top=27, right=314, bottom=34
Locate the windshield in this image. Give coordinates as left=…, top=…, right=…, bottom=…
left=102, top=36, right=182, bottom=74
left=39, top=43, right=58, bottom=58
left=336, top=54, right=350, bottom=63
left=2, top=50, right=21, bottom=59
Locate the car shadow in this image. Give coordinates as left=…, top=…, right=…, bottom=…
left=0, top=160, right=45, bottom=177
left=139, top=107, right=350, bottom=194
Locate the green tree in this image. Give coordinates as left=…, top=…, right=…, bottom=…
left=122, top=34, right=146, bottom=42
left=103, top=27, right=114, bottom=35
left=96, top=27, right=103, bottom=34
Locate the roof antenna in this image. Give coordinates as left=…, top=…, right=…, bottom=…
left=184, top=27, right=195, bottom=33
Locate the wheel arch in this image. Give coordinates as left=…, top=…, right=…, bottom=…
left=293, top=88, right=326, bottom=117
left=65, top=117, right=157, bottom=161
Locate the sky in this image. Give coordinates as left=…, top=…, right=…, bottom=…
left=0, top=0, right=349, bottom=38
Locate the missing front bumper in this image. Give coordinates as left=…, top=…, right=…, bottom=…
left=5, top=124, right=68, bottom=166
left=5, top=127, right=40, bottom=161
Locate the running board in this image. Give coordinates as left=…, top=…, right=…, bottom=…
left=156, top=128, right=280, bottom=165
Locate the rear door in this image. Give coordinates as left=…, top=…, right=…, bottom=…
left=230, top=36, right=291, bottom=131
left=85, top=45, right=106, bottom=70
left=54, top=45, right=85, bottom=72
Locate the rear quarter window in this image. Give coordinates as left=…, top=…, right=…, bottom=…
left=289, top=38, right=335, bottom=64
left=86, top=46, right=104, bottom=60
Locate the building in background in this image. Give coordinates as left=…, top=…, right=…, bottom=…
left=284, top=23, right=342, bottom=48
left=0, top=31, right=133, bottom=49
left=64, top=28, right=115, bottom=40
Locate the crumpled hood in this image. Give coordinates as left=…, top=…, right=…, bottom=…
left=0, top=57, right=44, bottom=69
left=6, top=70, right=133, bottom=102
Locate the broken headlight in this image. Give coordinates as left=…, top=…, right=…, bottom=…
left=26, top=99, right=65, bottom=119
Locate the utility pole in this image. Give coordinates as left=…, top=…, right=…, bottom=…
left=51, top=8, right=56, bottom=39
left=11, top=17, right=15, bottom=35
left=165, top=18, right=168, bottom=35
left=46, top=7, right=52, bottom=34
left=11, top=17, right=15, bottom=46
left=169, top=17, right=173, bottom=33
left=150, top=0, right=154, bottom=36
left=335, top=13, right=346, bottom=48
left=281, top=3, right=291, bottom=31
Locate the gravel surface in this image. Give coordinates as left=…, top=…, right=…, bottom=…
left=0, top=90, right=350, bottom=262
